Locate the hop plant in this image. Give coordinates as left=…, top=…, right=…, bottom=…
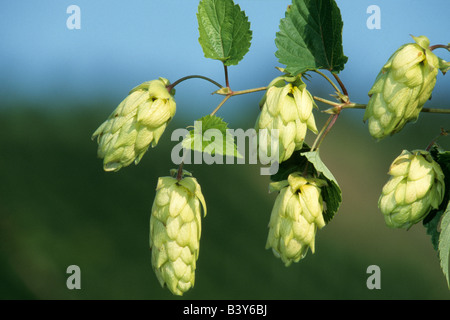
left=363, top=35, right=440, bottom=140
left=266, top=173, right=327, bottom=266
left=85, top=0, right=450, bottom=294
left=149, top=170, right=207, bottom=296
left=255, top=75, right=318, bottom=163
left=379, top=150, right=445, bottom=229
left=92, top=77, right=176, bottom=172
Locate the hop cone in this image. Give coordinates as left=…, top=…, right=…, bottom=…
left=363, top=35, right=439, bottom=140
left=92, top=77, right=176, bottom=171
left=149, top=170, right=206, bottom=296
left=379, top=150, right=445, bottom=229
left=255, top=75, right=318, bottom=163
left=266, top=173, right=327, bottom=266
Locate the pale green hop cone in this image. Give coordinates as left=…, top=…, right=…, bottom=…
left=363, top=35, right=439, bottom=140
left=255, top=75, right=318, bottom=163
left=379, top=150, right=445, bottom=229
left=92, top=77, right=176, bottom=172
left=266, top=173, right=327, bottom=266
left=149, top=170, right=206, bottom=296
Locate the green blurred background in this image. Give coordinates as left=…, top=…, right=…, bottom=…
left=1, top=98, right=450, bottom=300
left=1, top=0, right=450, bottom=300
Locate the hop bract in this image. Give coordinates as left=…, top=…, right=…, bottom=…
left=92, top=77, right=176, bottom=172
left=379, top=150, right=445, bottom=229
left=266, top=173, right=327, bottom=266
left=255, top=75, right=318, bottom=163
left=363, top=35, right=439, bottom=140
left=149, top=170, right=206, bottom=296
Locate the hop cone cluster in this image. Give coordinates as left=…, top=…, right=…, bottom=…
left=149, top=171, right=206, bottom=296
left=266, top=173, right=327, bottom=266
left=92, top=77, right=176, bottom=172
left=379, top=150, right=445, bottom=229
left=255, top=75, right=318, bottom=163
left=363, top=35, right=439, bottom=140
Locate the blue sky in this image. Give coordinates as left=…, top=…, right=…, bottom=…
left=0, top=0, right=449, bottom=118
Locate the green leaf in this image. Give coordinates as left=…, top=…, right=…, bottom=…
left=270, top=145, right=312, bottom=182
left=270, top=147, right=342, bottom=224
left=439, top=201, right=450, bottom=288
left=275, top=0, right=348, bottom=75
left=424, top=149, right=450, bottom=250
left=197, top=0, right=252, bottom=66
left=427, top=148, right=450, bottom=288
left=301, top=150, right=339, bottom=186
left=433, top=149, right=450, bottom=213
left=424, top=209, right=444, bottom=251
left=301, top=150, right=342, bottom=223
left=434, top=149, right=450, bottom=203
left=182, top=115, right=242, bottom=159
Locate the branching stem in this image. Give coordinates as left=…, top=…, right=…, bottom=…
left=332, top=73, right=348, bottom=97
left=221, top=87, right=268, bottom=96
left=304, top=110, right=341, bottom=176
left=310, top=111, right=341, bottom=152
left=313, top=96, right=341, bottom=107
left=210, top=95, right=232, bottom=116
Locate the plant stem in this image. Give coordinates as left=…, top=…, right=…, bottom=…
left=313, top=96, right=341, bottom=107
left=322, top=102, right=366, bottom=114
left=322, top=101, right=450, bottom=115
left=210, top=94, right=232, bottom=116
left=167, top=75, right=223, bottom=92
left=229, top=87, right=268, bottom=96
left=209, top=86, right=267, bottom=115
left=426, top=128, right=449, bottom=151
left=224, top=64, right=230, bottom=88
left=313, top=70, right=342, bottom=94
left=421, top=107, right=450, bottom=114
left=310, top=112, right=341, bottom=152
left=310, top=115, right=334, bottom=152
left=176, top=161, right=184, bottom=181
left=429, top=44, right=450, bottom=52
left=332, top=73, right=349, bottom=97
left=339, top=103, right=367, bottom=110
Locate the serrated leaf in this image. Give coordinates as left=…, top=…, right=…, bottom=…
left=270, top=147, right=342, bottom=224
left=428, top=148, right=450, bottom=289
left=424, top=149, right=450, bottom=250
left=423, top=209, right=444, bottom=251
left=435, top=149, right=450, bottom=165
left=181, top=115, right=242, bottom=159
left=275, top=0, right=348, bottom=75
left=438, top=201, right=450, bottom=288
left=320, top=179, right=341, bottom=224
left=301, top=150, right=342, bottom=223
left=197, top=0, right=252, bottom=66
left=434, top=149, right=450, bottom=209
left=301, top=150, right=340, bottom=187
